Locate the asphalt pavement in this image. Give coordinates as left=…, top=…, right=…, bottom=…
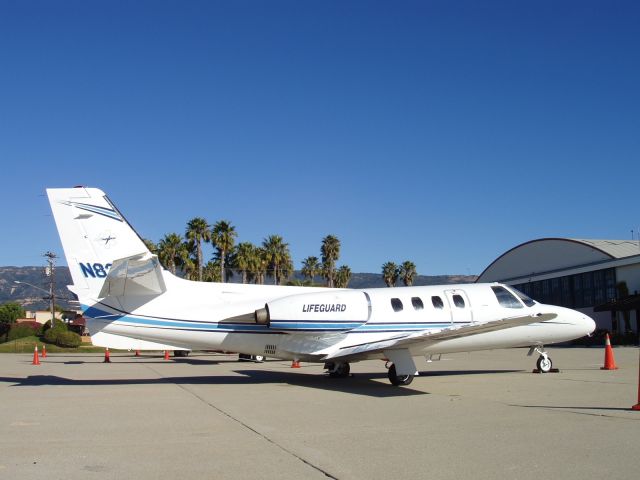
left=1, top=347, right=639, bottom=479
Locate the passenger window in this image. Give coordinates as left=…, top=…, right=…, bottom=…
left=411, top=297, right=424, bottom=310
left=431, top=296, right=444, bottom=309
left=452, top=294, right=465, bottom=308
left=391, top=298, right=403, bottom=312
left=491, top=286, right=523, bottom=309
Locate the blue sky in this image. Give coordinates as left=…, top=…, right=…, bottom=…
left=1, top=1, right=638, bottom=275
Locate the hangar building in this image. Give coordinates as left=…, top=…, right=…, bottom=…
left=477, top=239, right=640, bottom=336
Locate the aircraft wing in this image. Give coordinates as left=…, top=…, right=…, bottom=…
left=322, top=312, right=557, bottom=361
left=98, top=253, right=166, bottom=298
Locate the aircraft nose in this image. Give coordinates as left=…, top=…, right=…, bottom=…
left=579, top=313, right=597, bottom=336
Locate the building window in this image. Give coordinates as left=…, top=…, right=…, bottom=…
left=512, top=267, right=616, bottom=309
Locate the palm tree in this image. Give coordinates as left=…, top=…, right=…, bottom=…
left=382, top=261, right=400, bottom=287
left=235, top=242, right=256, bottom=284
left=262, top=235, right=289, bottom=285
left=321, top=235, right=341, bottom=288
left=278, top=252, right=294, bottom=285
left=335, top=265, right=352, bottom=288
left=400, top=261, right=417, bottom=286
left=211, top=220, right=237, bottom=282
left=203, top=260, right=221, bottom=282
left=251, top=247, right=268, bottom=285
left=185, top=217, right=211, bottom=282
left=301, top=256, right=321, bottom=285
left=157, top=233, right=185, bottom=275
left=143, top=238, right=158, bottom=254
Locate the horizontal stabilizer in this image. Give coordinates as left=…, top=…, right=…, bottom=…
left=98, top=253, right=166, bottom=298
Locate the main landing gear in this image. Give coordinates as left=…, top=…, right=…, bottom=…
left=386, top=362, right=414, bottom=386
left=238, top=354, right=265, bottom=363
left=529, top=346, right=553, bottom=373
left=324, top=362, right=351, bottom=378
left=325, top=361, right=415, bottom=386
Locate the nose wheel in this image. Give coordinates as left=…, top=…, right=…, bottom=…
left=536, top=354, right=553, bottom=373
left=529, top=346, right=553, bottom=373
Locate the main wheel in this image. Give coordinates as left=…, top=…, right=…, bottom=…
left=329, top=362, right=350, bottom=378
left=252, top=355, right=265, bottom=363
left=536, top=355, right=552, bottom=373
left=387, top=363, right=414, bottom=386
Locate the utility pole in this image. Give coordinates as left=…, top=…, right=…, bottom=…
left=44, top=251, right=57, bottom=326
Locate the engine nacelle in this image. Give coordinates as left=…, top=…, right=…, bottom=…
left=254, top=290, right=370, bottom=333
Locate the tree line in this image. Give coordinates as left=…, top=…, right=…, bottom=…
left=145, top=219, right=353, bottom=287
left=145, top=217, right=417, bottom=289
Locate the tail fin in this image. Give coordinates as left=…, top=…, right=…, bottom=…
left=47, top=187, right=151, bottom=301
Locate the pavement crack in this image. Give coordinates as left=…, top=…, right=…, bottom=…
left=145, top=365, right=338, bottom=479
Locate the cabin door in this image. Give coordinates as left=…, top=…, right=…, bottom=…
left=444, top=289, right=474, bottom=325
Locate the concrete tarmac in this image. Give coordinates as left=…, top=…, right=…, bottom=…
left=1, top=347, right=639, bottom=479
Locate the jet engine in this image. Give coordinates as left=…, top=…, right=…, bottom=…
left=254, top=290, right=370, bottom=332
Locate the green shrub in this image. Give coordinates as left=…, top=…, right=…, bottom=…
left=8, top=323, right=40, bottom=341
left=56, top=331, right=81, bottom=348
left=43, top=323, right=81, bottom=348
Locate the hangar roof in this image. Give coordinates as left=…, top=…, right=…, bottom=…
left=478, top=238, right=640, bottom=283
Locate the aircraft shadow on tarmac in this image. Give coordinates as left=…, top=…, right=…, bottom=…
left=62, top=358, right=224, bottom=366
left=0, top=368, right=523, bottom=398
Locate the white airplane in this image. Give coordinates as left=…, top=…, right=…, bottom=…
left=47, top=187, right=596, bottom=386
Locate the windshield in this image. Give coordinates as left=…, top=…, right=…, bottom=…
left=508, top=287, right=537, bottom=307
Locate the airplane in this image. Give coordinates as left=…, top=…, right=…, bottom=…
left=46, top=187, right=596, bottom=386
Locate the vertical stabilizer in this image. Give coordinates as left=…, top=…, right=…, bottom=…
left=46, top=187, right=151, bottom=301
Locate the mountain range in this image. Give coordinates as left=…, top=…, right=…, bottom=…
left=0, top=266, right=477, bottom=311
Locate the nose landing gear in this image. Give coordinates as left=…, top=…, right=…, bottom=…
left=529, top=345, right=554, bottom=373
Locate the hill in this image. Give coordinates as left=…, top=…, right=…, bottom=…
left=0, top=266, right=477, bottom=310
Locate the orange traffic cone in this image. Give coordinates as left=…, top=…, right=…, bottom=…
left=601, top=333, right=618, bottom=370
left=164, top=350, right=170, bottom=360
left=103, top=347, right=111, bottom=363
left=291, top=359, right=300, bottom=368
left=32, top=346, right=40, bottom=365
left=135, top=350, right=140, bottom=357
left=632, top=349, right=640, bottom=411
left=41, top=344, right=47, bottom=358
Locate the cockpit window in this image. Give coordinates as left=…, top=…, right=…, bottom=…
left=510, top=287, right=536, bottom=307
left=491, top=286, right=524, bottom=309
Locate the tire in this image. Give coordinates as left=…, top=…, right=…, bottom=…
left=252, top=355, right=265, bottom=363
left=387, top=363, right=414, bottom=386
left=174, top=350, right=190, bottom=357
left=238, top=353, right=252, bottom=362
left=329, top=362, right=350, bottom=378
left=536, top=355, right=552, bottom=373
